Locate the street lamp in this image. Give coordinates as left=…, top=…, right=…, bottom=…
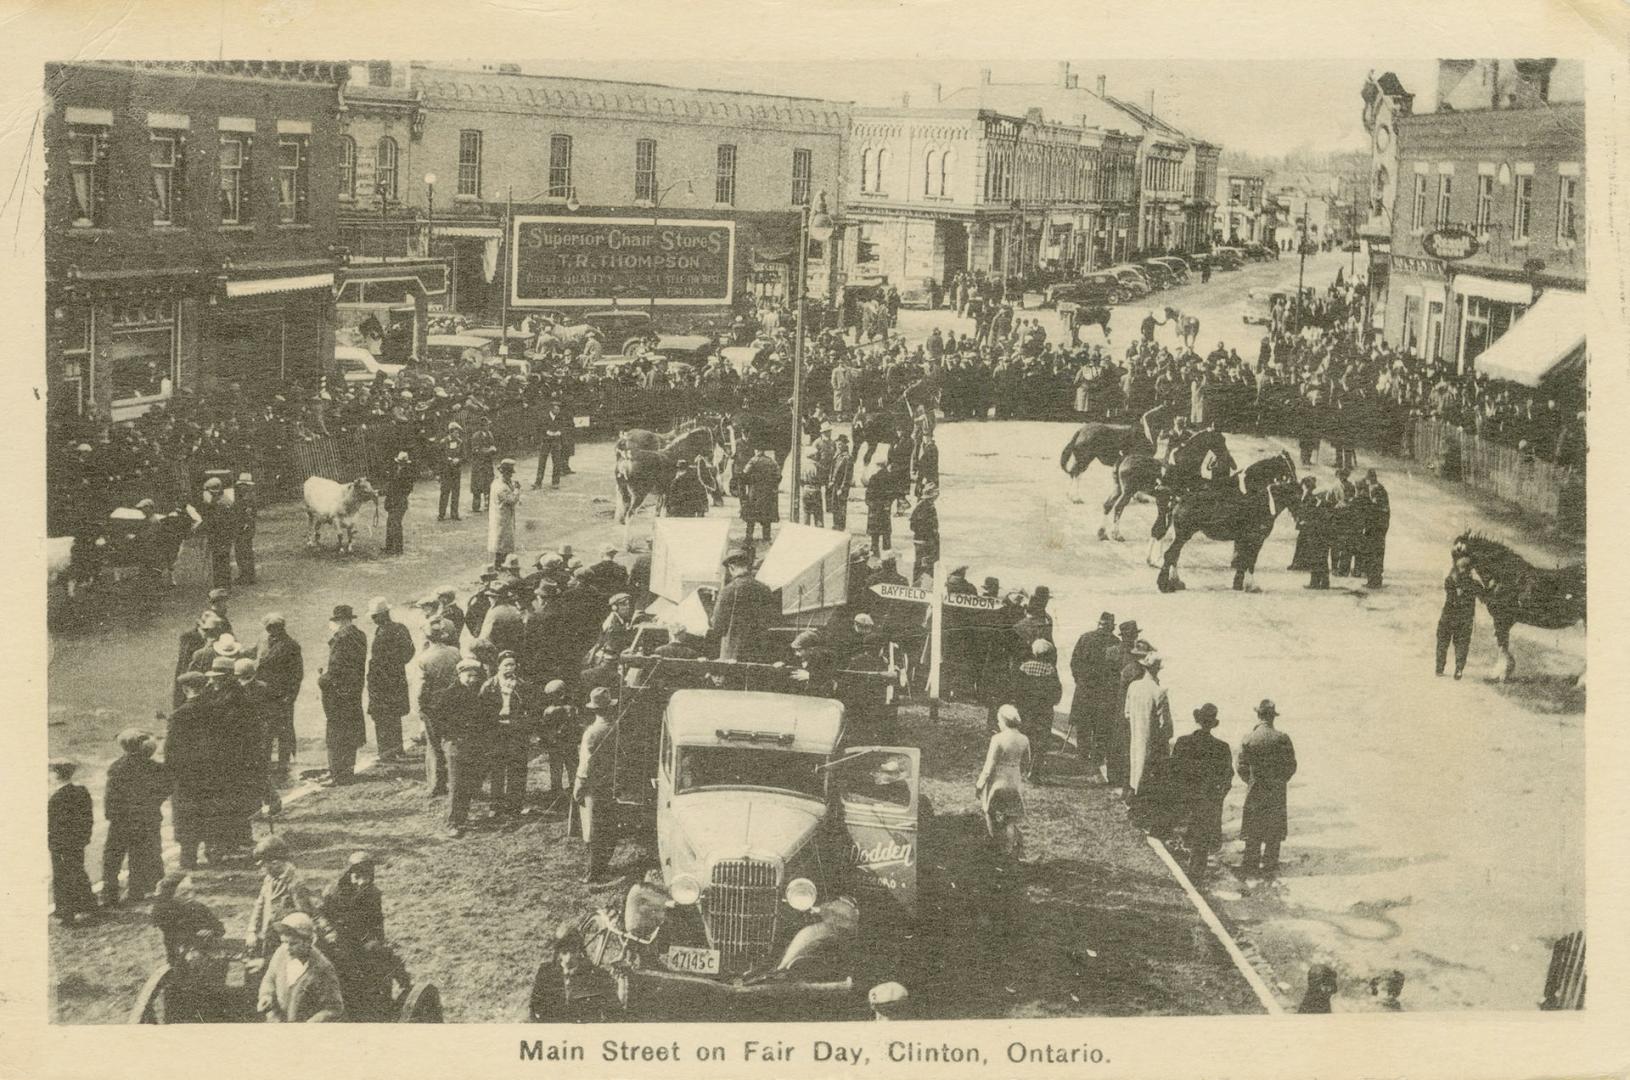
left=789, top=189, right=835, bottom=524
left=423, top=172, right=436, bottom=257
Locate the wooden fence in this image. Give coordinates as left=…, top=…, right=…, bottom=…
left=1406, top=418, right=1583, bottom=533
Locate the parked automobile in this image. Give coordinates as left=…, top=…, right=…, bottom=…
left=1045, top=272, right=1125, bottom=307
left=648, top=334, right=717, bottom=368
left=1104, top=264, right=1153, bottom=298
left=1138, top=260, right=1177, bottom=289
left=1237, top=242, right=1272, bottom=262
left=425, top=333, right=528, bottom=372
left=335, top=345, right=404, bottom=385
left=1151, top=256, right=1191, bottom=284
left=1210, top=247, right=1245, bottom=270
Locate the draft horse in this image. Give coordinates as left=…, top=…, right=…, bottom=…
left=1059, top=422, right=1151, bottom=502
left=1158, top=306, right=1201, bottom=351
left=613, top=425, right=717, bottom=550
left=1451, top=531, right=1586, bottom=683
left=1156, top=457, right=1299, bottom=593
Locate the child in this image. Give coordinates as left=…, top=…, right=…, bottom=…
left=48, top=760, right=98, bottom=924
left=101, top=728, right=173, bottom=905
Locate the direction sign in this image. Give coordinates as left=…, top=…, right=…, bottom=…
left=943, top=593, right=1006, bottom=612
left=870, top=582, right=932, bottom=603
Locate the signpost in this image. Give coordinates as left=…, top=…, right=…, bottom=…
left=509, top=215, right=736, bottom=307
left=869, top=579, right=1007, bottom=720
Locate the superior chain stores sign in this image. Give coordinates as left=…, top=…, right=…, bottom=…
left=510, top=216, right=736, bottom=306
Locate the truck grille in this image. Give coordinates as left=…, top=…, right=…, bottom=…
left=706, top=859, right=780, bottom=972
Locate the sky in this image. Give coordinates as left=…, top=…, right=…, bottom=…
left=521, top=59, right=1443, bottom=159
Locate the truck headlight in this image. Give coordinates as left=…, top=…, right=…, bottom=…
left=669, top=873, right=701, bottom=906
left=785, top=877, right=818, bottom=912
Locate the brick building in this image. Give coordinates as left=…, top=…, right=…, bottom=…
left=44, top=61, right=347, bottom=422
left=1380, top=60, right=1585, bottom=379
left=337, top=63, right=850, bottom=326
left=844, top=103, right=1138, bottom=298
left=1216, top=170, right=1266, bottom=245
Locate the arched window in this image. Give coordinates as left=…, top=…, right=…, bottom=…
left=939, top=150, right=953, bottom=198
left=375, top=136, right=398, bottom=200
left=924, top=150, right=936, bottom=196
left=875, top=148, right=888, bottom=193
left=339, top=136, right=356, bottom=199
left=860, top=149, right=872, bottom=192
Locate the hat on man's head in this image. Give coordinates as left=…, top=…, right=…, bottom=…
left=277, top=913, right=316, bottom=940
left=853, top=613, right=876, bottom=629
left=331, top=604, right=356, bottom=622
left=478, top=570, right=498, bottom=582
left=395, top=451, right=410, bottom=463
left=983, top=576, right=1001, bottom=591
left=1031, top=638, right=1055, bottom=656
left=587, top=686, right=615, bottom=711
left=347, top=851, right=375, bottom=870
left=791, top=629, right=822, bottom=652
left=601, top=544, right=619, bottom=557
left=456, top=658, right=485, bottom=675
left=1193, top=703, right=1220, bottom=728
left=503, top=554, right=522, bottom=571
left=176, top=671, right=208, bottom=689
left=949, top=565, right=969, bottom=578
left=1256, top=699, right=1278, bottom=718
left=210, top=656, right=237, bottom=674
left=1118, top=619, right=1140, bottom=636
left=237, top=473, right=255, bottom=485
left=368, top=596, right=391, bottom=618
left=208, top=588, right=231, bottom=603
left=214, top=635, right=240, bottom=657
left=50, top=758, right=78, bottom=779
left=416, top=595, right=439, bottom=610
left=203, top=477, right=223, bottom=491
left=608, top=592, right=632, bottom=608
left=722, top=551, right=752, bottom=570
left=1098, top=611, right=1116, bottom=626
left=499, top=458, right=517, bottom=469
left=543, top=679, right=566, bottom=696
left=261, top=611, right=286, bottom=630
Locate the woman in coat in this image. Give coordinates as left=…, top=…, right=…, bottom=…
left=976, top=705, right=1032, bottom=856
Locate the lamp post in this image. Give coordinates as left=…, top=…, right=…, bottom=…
left=423, top=172, right=436, bottom=258
left=790, top=190, right=835, bottom=524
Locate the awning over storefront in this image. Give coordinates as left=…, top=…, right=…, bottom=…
left=225, top=272, right=334, bottom=299
left=436, top=225, right=503, bottom=239
left=1473, top=288, right=1588, bottom=387
left=1454, top=273, right=1534, bottom=305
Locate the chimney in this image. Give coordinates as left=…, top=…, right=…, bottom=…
left=1058, top=61, right=1071, bottom=88
left=901, top=91, right=911, bottom=108
left=1095, top=75, right=1107, bottom=97
left=979, top=67, right=992, bottom=85
left=931, top=81, right=942, bottom=102
left=1068, top=74, right=1079, bottom=89
left=1147, top=89, right=1156, bottom=116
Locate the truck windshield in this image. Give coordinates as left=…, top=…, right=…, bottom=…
left=675, top=747, right=827, bottom=800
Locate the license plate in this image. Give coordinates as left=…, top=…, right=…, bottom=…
left=663, top=945, right=721, bottom=975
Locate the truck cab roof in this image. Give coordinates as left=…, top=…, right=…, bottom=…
left=666, top=689, right=844, bottom=754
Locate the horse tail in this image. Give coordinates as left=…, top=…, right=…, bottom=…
left=1060, top=435, right=1080, bottom=476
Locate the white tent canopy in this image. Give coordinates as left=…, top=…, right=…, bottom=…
left=756, top=523, right=853, bottom=615
left=1473, top=289, right=1589, bottom=388
left=648, top=518, right=733, bottom=604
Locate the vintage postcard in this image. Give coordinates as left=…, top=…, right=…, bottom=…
left=2, top=1, right=1625, bottom=1078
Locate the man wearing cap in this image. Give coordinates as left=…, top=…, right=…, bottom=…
left=1068, top=612, right=1120, bottom=773
left=1237, top=700, right=1298, bottom=874
left=257, top=613, right=304, bottom=776
left=479, top=585, right=526, bottom=657
left=318, top=605, right=368, bottom=786
left=908, top=482, right=940, bottom=586
left=583, top=545, right=628, bottom=593
left=437, top=421, right=465, bottom=522
left=319, top=852, right=406, bottom=1021
left=233, top=473, right=258, bottom=584
left=574, top=687, right=620, bottom=883
left=256, top=912, right=346, bottom=1023
left=437, top=659, right=494, bottom=837
left=488, top=458, right=523, bottom=570
left=480, top=652, right=540, bottom=819
left=827, top=434, right=854, bottom=532
left=1010, top=639, right=1063, bottom=782
left=1167, top=704, right=1234, bottom=877
left=596, top=592, right=642, bottom=659
left=175, top=611, right=224, bottom=708
left=415, top=616, right=462, bottom=797
left=245, top=835, right=320, bottom=959
left=467, top=416, right=498, bottom=515
left=465, top=574, right=500, bottom=645
left=100, top=728, right=170, bottom=905
left=709, top=552, right=778, bottom=663
left=366, top=599, right=415, bottom=762
left=538, top=681, right=580, bottom=800
left=382, top=451, right=414, bottom=556
left=434, top=586, right=466, bottom=638
left=163, top=671, right=216, bottom=869
left=198, top=477, right=237, bottom=591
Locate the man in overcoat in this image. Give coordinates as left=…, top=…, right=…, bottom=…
left=1167, top=703, right=1233, bottom=876
left=318, top=604, right=368, bottom=786
left=741, top=447, right=781, bottom=544
left=1067, top=612, right=1118, bottom=771
left=708, top=552, right=779, bottom=663
left=365, top=598, right=415, bottom=762
left=1237, top=699, right=1297, bottom=874
left=574, top=687, right=620, bottom=884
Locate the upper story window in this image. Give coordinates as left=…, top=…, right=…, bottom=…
left=1410, top=174, right=1427, bottom=232
left=375, top=136, right=398, bottom=201
left=859, top=149, right=872, bottom=193
left=67, top=125, right=107, bottom=227
left=1435, top=174, right=1452, bottom=227
left=219, top=136, right=246, bottom=225
left=792, top=148, right=812, bottom=206
left=339, top=135, right=356, bottom=199
left=1556, top=172, right=1579, bottom=244
left=923, top=150, right=937, bottom=197
left=939, top=150, right=952, bottom=198
left=635, top=138, right=657, bottom=203
left=873, top=148, right=888, bottom=195
left=715, top=144, right=737, bottom=206
left=549, top=134, right=572, bottom=198
left=1512, top=172, right=1533, bottom=241
left=458, top=130, right=482, bottom=198
left=277, top=136, right=308, bottom=223
left=149, top=130, right=184, bottom=226
left=1475, top=173, right=1494, bottom=231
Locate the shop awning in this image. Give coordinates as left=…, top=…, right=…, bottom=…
left=225, top=272, right=334, bottom=299
left=436, top=225, right=503, bottom=239
left=1474, top=288, right=1589, bottom=387
left=1455, top=273, right=1534, bottom=305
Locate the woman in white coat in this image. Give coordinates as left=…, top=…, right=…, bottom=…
left=976, top=704, right=1032, bottom=858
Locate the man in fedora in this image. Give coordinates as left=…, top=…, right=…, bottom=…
left=1068, top=611, right=1119, bottom=774
left=382, top=451, right=414, bottom=556
left=709, top=551, right=778, bottom=663
left=1103, top=620, right=1144, bottom=788
left=1167, top=703, right=1234, bottom=877
left=317, top=604, right=368, bottom=786
left=365, top=598, right=414, bottom=763
left=233, top=472, right=258, bottom=584
left=574, top=687, right=620, bottom=884
left=1237, top=699, right=1298, bottom=875
left=488, top=458, right=523, bottom=570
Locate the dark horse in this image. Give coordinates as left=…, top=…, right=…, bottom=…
left=853, top=396, right=915, bottom=468
left=1452, top=531, right=1586, bottom=683
left=1060, top=422, right=1152, bottom=501
left=1156, top=456, right=1300, bottom=593
left=613, top=425, right=717, bottom=550
left=1097, top=434, right=1260, bottom=551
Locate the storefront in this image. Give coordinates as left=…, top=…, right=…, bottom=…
left=336, top=260, right=450, bottom=363
left=1380, top=252, right=1451, bottom=364
left=1449, top=272, right=1534, bottom=374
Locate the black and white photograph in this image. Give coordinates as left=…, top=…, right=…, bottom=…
left=5, top=2, right=1627, bottom=1077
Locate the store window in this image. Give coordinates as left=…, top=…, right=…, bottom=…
left=634, top=138, right=657, bottom=203
left=1401, top=295, right=1422, bottom=357
left=375, top=136, right=398, bottom=201
left=1461, top=295, right=1524, bottom=364
left=68, top=125, right=106, bottom=227
left=219, top=136, right=246, bottom=224
left=339, top=135, right=356, bottom=199
left=58, top=307, right=92, bottom=416
left=548, top=134, right=572, bottom=198
left=792, top=148, right=812, bottom=206
left=277, top=136, right=308, bottom=223
left=715, top=144, right=736, bottom=206
left=1512, top=173, right=1532, bottom=241
left=458, top=130, right=482, bottom=198
left=149, top=131, right=183, bottom=225
left=108, top=301, right=177, bottom=406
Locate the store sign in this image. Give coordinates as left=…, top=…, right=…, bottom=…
left=510, top=215, right=735, bottom=307
left=1386, top=253, right=1447, bottom=279
left=1423, top=227, right=1480, bottom=261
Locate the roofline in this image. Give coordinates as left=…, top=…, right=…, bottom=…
left=411, top=62, right=853, bottom=108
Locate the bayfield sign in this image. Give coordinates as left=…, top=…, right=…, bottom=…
left=1423, top=227, right=1480, bottom=261
left=511, top=215, right=736, bottom=306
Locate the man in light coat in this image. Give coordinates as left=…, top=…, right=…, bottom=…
left=256, top=913, right=345, bottom=1022
left=574, top=687, right=620, bottom=884
left=487, top=458, right=523, bottom=570
left=1123, top=647, right=1172, bottom=802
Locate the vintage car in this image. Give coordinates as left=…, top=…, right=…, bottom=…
left=1210, top=246, right=1246, bottom=270
left=1103, top=264, right=1153, bottom=298
left=1149, top=255, right=1192, bottom=284
left=1046, top=272, right=1127, bottom=307
left=530, top=689, right=920, bottom=1021
left=335, top=344, right=404, bottom=385
left=424, top=333, right=529, bottom=372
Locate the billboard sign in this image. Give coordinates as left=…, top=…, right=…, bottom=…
left=1423, top=227, right=1480, bottom=261
left=510, top=215, right=735, bottom=307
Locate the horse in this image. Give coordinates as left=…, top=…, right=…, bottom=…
left=1068, top=304, right=1113, bottom=345
left=1158, top=306, right=1201, bottom=350
left=613, top=425, right=717, bottom=550
left=1157, top=476, right=1301, bottom=593
left=1451, top=531, right=1586, bottom=682
left=1059, top=422, right=1151, bottom=502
